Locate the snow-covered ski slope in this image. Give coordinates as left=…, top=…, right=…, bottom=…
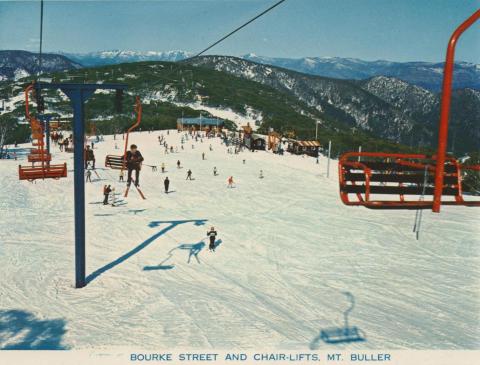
left=0, top=131, right=479, bottom=350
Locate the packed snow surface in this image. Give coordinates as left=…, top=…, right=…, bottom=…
left=0, top=131, right=479, bottom=350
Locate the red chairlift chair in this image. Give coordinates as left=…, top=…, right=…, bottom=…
left=105, top=96, right=142, bottom=170
left=338, top=10, right=480, bottom=212
left=19, top=83, right=67, bottom=181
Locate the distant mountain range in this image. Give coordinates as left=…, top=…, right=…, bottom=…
left=242, top=54, right=480, bottom=91
left=1, top=50, right=479, bottom=92
left=0, top=50, right=81, bottom=81
left=1, top=51, right=478, bottom=154
left=185, top=55, right=480, bottom=153
left=59, top=50, right=192, bottom=67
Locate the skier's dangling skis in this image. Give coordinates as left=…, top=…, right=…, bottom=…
left=125, top=178, right=146, bottom=200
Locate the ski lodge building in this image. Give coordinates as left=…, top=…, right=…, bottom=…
left=287, top=140, right=321, bottom=157
left=177, top=117, right=225, bottom=132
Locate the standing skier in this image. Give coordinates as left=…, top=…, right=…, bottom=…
left=227, top=176, right=234, bottom=188
left=84, top=145, right=95, bottom=169
left=126, top=144, right=144, bottom=187
left=103, top=185, right=112, bottom=205
left=186, top=169, right=193, bottom=180
left=213, top=167, right=218, bottom=176
left=164, top=177, right=170, bottom=193
left=177, top=160, right=181, bottom=169
left=207, top=227, right=218, bottom=252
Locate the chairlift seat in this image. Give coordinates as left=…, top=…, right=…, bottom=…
left=28, top=153, right=52, bottom=163
left=19, top=163, right=67, bottom=181
left=105, top=155, right=126, bottom=170
left=339, top=152, right=480, bottom=209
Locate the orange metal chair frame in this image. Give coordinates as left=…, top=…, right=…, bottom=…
left=338, top=10, right=480, bottom=212
left=19, top=83, right=68, bottom=181
left=105, top=96, right=142, bottom=171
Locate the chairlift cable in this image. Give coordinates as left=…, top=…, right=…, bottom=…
left=191, top=0, right=287, bottom=59
left=38, top=0, right=44, bottom=79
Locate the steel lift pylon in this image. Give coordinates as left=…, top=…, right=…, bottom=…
left=32, top=82, right=128, bottom=288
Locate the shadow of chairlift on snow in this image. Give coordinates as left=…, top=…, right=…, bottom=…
left=310, top=292, right=366, bottom=349
left=86, top=219, right=208, bottom=283
left=128, top=209, right=146, bottom=215
left=143, top=264, right=175, bottom=271
left=178, top=242, right=206, bottom=264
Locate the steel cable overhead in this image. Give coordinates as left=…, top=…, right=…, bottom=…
left=191, top=0, right=287, bottom=59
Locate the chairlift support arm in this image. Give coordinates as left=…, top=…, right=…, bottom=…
left=433, top=10, right=480, bottom=212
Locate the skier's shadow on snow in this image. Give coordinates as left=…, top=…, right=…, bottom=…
left=0, top=310, right=68, bottom=350
left=213, top=239, right=223, bottom=250
left=86, top=219, right=208, bottom=284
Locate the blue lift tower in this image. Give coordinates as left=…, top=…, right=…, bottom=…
left=35, top=82, right=128, bottom=288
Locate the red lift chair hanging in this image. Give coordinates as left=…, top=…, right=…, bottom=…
left=19, top=83, right=67, bottom=181
left=338, top=10, right=480, bottom=211
left=105, top=96, right=142, bottom=170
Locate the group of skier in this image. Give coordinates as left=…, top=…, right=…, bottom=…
left=92, top=129, right=270, bottom=254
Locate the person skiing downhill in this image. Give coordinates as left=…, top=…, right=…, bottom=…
left=213, top=167, right=218, bottom=176
left=177, top=160, right=181, bottom=169
left=126, top=144, right=144, bottom=187
left=186, top=169, right=193, bottom=180
left=227, top=176, right=234, bottom=188
left=207, top=227, right=218, bottom=252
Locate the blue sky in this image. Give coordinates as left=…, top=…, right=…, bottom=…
left=0, top=0, right=479, bottom=62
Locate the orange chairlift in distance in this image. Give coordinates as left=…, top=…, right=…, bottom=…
left=338, top=10, right=480, bottom=211
left=105, top=96, right=142, bottom=171
left=19, top=83, right=67, bottom=181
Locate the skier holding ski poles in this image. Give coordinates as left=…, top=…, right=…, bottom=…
left=207, top=227, right=218, bottom=252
